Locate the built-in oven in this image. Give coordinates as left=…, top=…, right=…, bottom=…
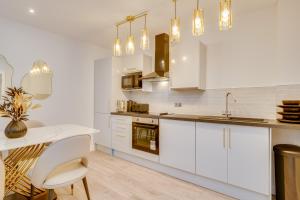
left=121, top=72, right=142, bottom=90
left=132, top=117, right=159, bottom=155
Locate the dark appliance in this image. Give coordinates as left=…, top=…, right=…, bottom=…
left=121, top=72, right=142, bottom=90
left=132, top=117, right=159, bottom=155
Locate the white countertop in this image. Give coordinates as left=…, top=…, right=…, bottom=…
left=0, top=124, right=99, bottom=151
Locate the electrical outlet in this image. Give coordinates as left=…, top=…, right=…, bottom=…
left=174, top=102, right=182, bottom=107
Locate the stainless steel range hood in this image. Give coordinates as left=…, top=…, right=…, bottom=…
left=141, top=33, right=169, bottom=81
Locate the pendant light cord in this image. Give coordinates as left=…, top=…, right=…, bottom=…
left=129, top=21, right=132, bottom=35
left=144, top=15, right=147, bottom=29
left=197, top=0, right=199, bottom=10
left=175, top=0, right=177, bottom=18
left=116, top=25, right=119, bottom=38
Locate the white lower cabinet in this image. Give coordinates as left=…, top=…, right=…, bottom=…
left=159, top=119, right=196, bottom=173
left=227, top=125, right=270, bottom=195
left=196, top=122, right=270, bottom=195
left=196, top=123, right=228, bottom=183
left=94, top=113, right=111, bottom=148
left=111, top=115, right=132, bottom=153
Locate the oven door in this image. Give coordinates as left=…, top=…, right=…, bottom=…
left=132, top=123, right=159, bottom=155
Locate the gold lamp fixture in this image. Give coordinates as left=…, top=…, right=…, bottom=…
left=113, top=12, right=148, bottom=56
left=170, top=0, right=180, bottom=43
left=30, top=60, right=52, bottom=76
left=113, top=25, right=122, bottom=56
left=126, top=20, right=135, bottom=55
left=140, top=15, right=149, bottom=50
left=192, top=0, right=204, bottom=36
left=219, top=0, right=232, bottom=31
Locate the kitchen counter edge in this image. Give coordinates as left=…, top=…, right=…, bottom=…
left=111, top=112, right=300, bottom=130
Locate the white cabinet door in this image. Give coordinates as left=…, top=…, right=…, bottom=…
left=160, top=119, right=196, bottom=173
left=111, top=116, right=132, bottom=153
left=196, top=123, right=228, bottom=183
left=170, top=40, right=206, bottom=90
left=94, top=113, right=111, bottom=148
left=94, top=58, right=112, bottom=113
left=227, top=125, right=270, bottom=195
left=122, top=55, right=143, bottom=72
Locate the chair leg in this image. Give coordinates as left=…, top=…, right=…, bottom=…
left=82, top=177, right=91, bottom=200
left=30, top=184, right=34, bottom=200
left=71, top=184, right=74, bottom=195
left=48, top=189, right=54, bottom=200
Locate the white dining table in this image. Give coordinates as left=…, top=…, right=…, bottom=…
left=0, top=124, right=99, bottom=199
left=0, top=124, right=98, bottom=152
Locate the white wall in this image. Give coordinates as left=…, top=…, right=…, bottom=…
left=205, top=5, right=278, bottom=89
left=0, top=17, right=109, bottom=129
left=277, top=0, right=300, bottom=85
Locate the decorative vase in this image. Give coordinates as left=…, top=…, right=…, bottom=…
left=5, top=120, right=27, bottom=138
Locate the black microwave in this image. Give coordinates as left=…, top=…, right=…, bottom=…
left=122, top=72, right=142, bottom=90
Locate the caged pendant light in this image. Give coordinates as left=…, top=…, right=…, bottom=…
left=219, top=0, right=232, bottom=31
left=126, top=20, right=135, bottom=55
left=113, top=25, right=122, bottom=56
left=192, top=0, right=204, bottom=36
left=170, top=0, right=180, bottom=43
left=140, top=15, right=150, bottom=50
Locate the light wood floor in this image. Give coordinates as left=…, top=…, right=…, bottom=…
left=56, top=151, right=234, bottom=200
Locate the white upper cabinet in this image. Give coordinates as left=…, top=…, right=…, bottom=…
left=159, top=119, right=196, bottom=173
left=227, top=125, right=270, bottom=195
left=170, top=39, right=206, bottom=90
left=196, top=123, right=228, bottom=183
left=122, top=54, right=152, bottom=74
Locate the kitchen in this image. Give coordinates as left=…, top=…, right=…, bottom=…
left=0, top=0, right=299, bottom=200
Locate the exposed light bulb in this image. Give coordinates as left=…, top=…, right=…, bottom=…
left=219, top=0, right=232, bottom=31
left=126, top=35, right=135, bottom=55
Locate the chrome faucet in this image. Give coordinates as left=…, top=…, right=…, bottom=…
left=222, top=92, right=237, bottom=118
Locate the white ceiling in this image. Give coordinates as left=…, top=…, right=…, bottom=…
left=0, top=0, right=277, bottom=49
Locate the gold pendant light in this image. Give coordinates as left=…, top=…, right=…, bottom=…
left=192, top=0, right=204, bottom=36
left=126, top=21, right=135, bottom=55
left=113, top=25, right=122, bottom=56
left=170, top=0, right=180, bottom=43
left=140, top=15, right=150, bottom=50
left=219, top=0, right=232, bottom=31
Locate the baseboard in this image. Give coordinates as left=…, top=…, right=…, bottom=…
left=113, top=150, right=272, bottom=200
left=95, top=144, right=113, bottom=155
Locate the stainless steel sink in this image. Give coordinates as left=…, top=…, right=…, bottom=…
left=228, top=117, right=267, bottom=123
left=197, top=116, right=268, bottom=123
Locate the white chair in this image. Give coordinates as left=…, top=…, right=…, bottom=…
left=29, top=135, right=91, bottom=200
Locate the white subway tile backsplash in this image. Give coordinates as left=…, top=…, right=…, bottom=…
left=126, top=83, right=300, bottom=120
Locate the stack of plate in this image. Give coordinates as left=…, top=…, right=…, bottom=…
left=277, top=100, right=300, bottom=123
